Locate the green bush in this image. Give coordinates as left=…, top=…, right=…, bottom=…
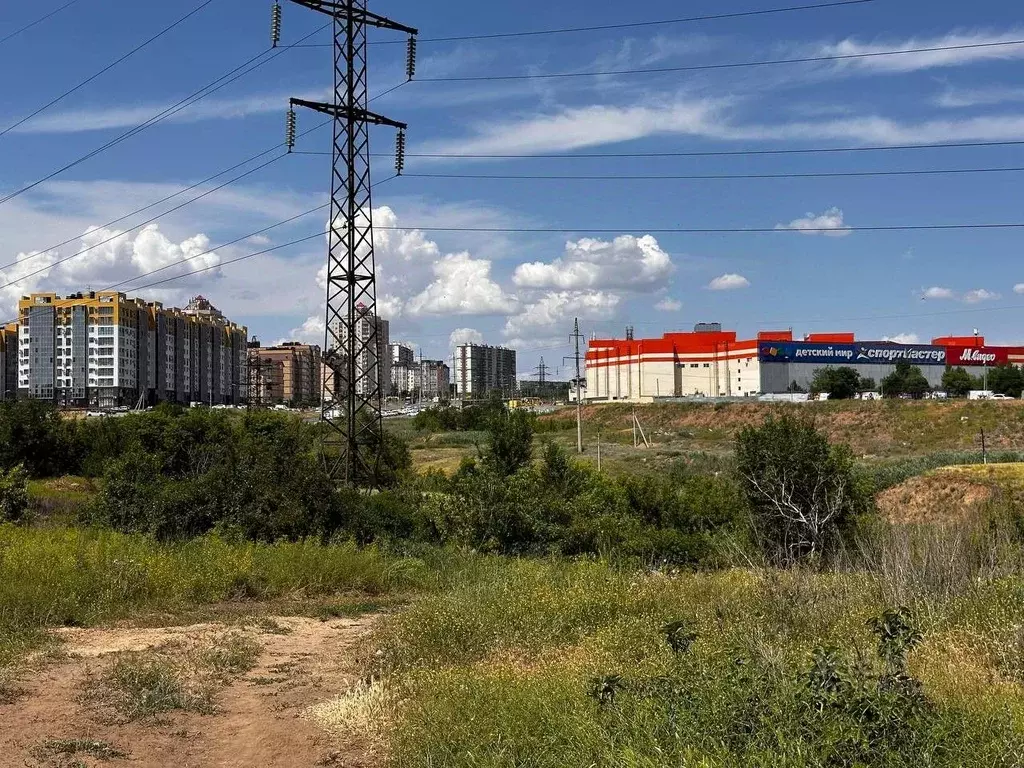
left=737, top=414, right=867, bottom=563
left=481, top=409, right=535, bottom=477
left=0, top=465, right=28, bottom=523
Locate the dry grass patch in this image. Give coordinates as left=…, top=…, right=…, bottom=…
left=307, top=678, right=395, bottom=750
left=87, top=632, right=261, bottom=721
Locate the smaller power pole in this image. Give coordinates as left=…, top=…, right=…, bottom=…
left=533, top=357, right=550, bottom=399
left=564, top=318, right=585, bottom=453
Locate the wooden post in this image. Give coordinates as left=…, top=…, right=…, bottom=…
left=982, top=427, right=988, bottom=465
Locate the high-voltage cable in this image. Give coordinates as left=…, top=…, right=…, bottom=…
left=359, top=138, right=1024, bottom=161
left=403, top=166, right=1024, bottom=181
left=0, top=0, right=216, bottom=139
left=294, top=0, right=874, bottom=46
left=417, top=38, right=1024, bottom=83
left=0, top=0, right=82, bottom=47
left=0, top=22, right=329, bottom=209
left=0, top=154, right=289, bottom=294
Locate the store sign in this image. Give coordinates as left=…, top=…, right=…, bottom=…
left=759, top=342, right=947, bottom=366
left=945, top=346, right=1008, bottom=366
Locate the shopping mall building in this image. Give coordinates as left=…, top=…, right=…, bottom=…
left=584, top=325, right=1024, bottom=402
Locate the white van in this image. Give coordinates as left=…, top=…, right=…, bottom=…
left=968, top=390, right=994, bottom=400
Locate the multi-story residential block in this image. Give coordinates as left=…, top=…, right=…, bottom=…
left=248, top=341, right=322, bottom=406
left=327, top=304, right=389, bottom=401
left=419, top=359, right=451, bottom=401
left=0, top=324, right=17, bottom=400
left=454, top=343, right=516, bottom=398
left=17, top=291, right=247, bottom=408
left=390, top=342, right=415, bottom=396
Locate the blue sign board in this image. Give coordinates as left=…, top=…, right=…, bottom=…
left=759, top=342, right=947, bottom=366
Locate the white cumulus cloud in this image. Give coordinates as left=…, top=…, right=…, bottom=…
left=0, top=223, right=218, bottom=319
left=1014, top=283, right=1024, bottom=295
left=707, top=273, right=750, bottom=291
left=922, top=286, right=955, bottom=300
left=449, top=328, right=484, bottom=348
left=406, top=252, right=518, bottom=316
left=963, top=288, right=1000, bottom=304
left=883, top=333, right=920, bottom=344
left=775, top=207, right=852, bottom=237
left=655, top=298, right=682, bottom=312
left=513, top=234, right=674, bottom=291
left=504, top=291, right=620, bottom=340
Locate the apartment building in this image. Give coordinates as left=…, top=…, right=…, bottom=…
left=248, top=342, right=321, bottom=405
left=419, top=359, right=451, bottom=401
left=390, top=342, right=415, bottom=396
left=17, top=291, right=247, bottom=408
left=327, top=304, right=389, bottom=401
left=454, top=343, right=516, bottom=398
left=0, top=324, right=17, bottom=400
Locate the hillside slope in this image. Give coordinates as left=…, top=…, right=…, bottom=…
left=542, top=400, right=1024, bottom=456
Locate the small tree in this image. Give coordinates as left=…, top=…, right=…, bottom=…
left=810, top=367, right=860, bottom=400
left=482, top=408, right=534, bottom=476
left=880, top=362, right=930, bottom=399
left=0, top=464, right=29, bottom=523
left=941, top=366, right=980, bottom=398
left=736, top=414, right=861, bottom=563
left=987, top=364, right=1024, bottom=398
left=858, top=377, right=876, bottom=392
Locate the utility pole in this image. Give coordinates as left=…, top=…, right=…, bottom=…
left=563, top=317, right=585, bottom=453
left=285, top=0, right=417, bottom=485
left=533, top=357, right=550, bottom=399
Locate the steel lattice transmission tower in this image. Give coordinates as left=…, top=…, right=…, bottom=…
left=284, top=1, right=417, bottom=484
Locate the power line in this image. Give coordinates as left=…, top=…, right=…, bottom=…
left=403, top=166, right=1024, bottom=181
left=121, top=176, right=397, bottom=294
left=0, top=23, right=329, bottom=209
left=293, top=0, right=874, bottom=46
left=0, top=0, right=216, bottom=139
left=0, top=176, right=399, bottom=328
left=0, top=118, right=331, bottom=276
left=416, top=39, right=1024, bottom=83
left=375, top=222, right=1024, bottom=234
left=0, top=0, right=82, bottom=47
left=2, top=80, right=402, bottom=287
left=356, top=138, right=1024, bottom=160
left=0, top=154, right=290, bottom=295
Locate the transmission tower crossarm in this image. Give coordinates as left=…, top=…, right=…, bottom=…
left=289, top=98, right=407, bottom=129
left=287, top=0, right=418, bottom=34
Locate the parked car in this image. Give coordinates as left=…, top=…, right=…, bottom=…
left=991, top=393, right=1013, bottom=400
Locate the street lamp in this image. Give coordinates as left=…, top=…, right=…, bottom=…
left=974, top=328, right=988, bottom=392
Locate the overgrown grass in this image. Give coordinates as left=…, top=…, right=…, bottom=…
left=91, top=632, right=263, bottom=720
left=373, top=535, right=1024, bottom=767
left=0, top=525, right=433, bottom=669
left=97, top=651, right=216, bottom=719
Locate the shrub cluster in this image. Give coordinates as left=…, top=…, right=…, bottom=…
left=367, top=410, right=750, bottom=564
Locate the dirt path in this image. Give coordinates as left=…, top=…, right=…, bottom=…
left=1, top=615, right=379, bottom=768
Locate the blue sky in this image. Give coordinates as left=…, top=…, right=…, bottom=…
left=3, top=0, right=1024, bottom=377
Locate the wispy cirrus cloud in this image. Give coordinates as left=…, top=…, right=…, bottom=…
left=3, top=90, right=320, bottom=135
left=934, top=85, right=1024, bottom=108
left=808, top=29, right=1024, bottom=74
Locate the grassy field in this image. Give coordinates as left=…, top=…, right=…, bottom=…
left=4, top=521, right=1024, bottom=765
left=0, top=526, right=431, bottom=671
left=397, top=400, right=1024, bottom=477
left=371, top=548, right=1024, bottom=767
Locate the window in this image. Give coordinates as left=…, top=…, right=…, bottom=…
left=689, top=363, right=698, bottom=369
left=703, top=363, right=710, bottom=368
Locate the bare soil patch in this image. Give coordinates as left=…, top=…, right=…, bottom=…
left=876, top=471, right=994, bottom=524
left=1, top=615, right=379, bottom=768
